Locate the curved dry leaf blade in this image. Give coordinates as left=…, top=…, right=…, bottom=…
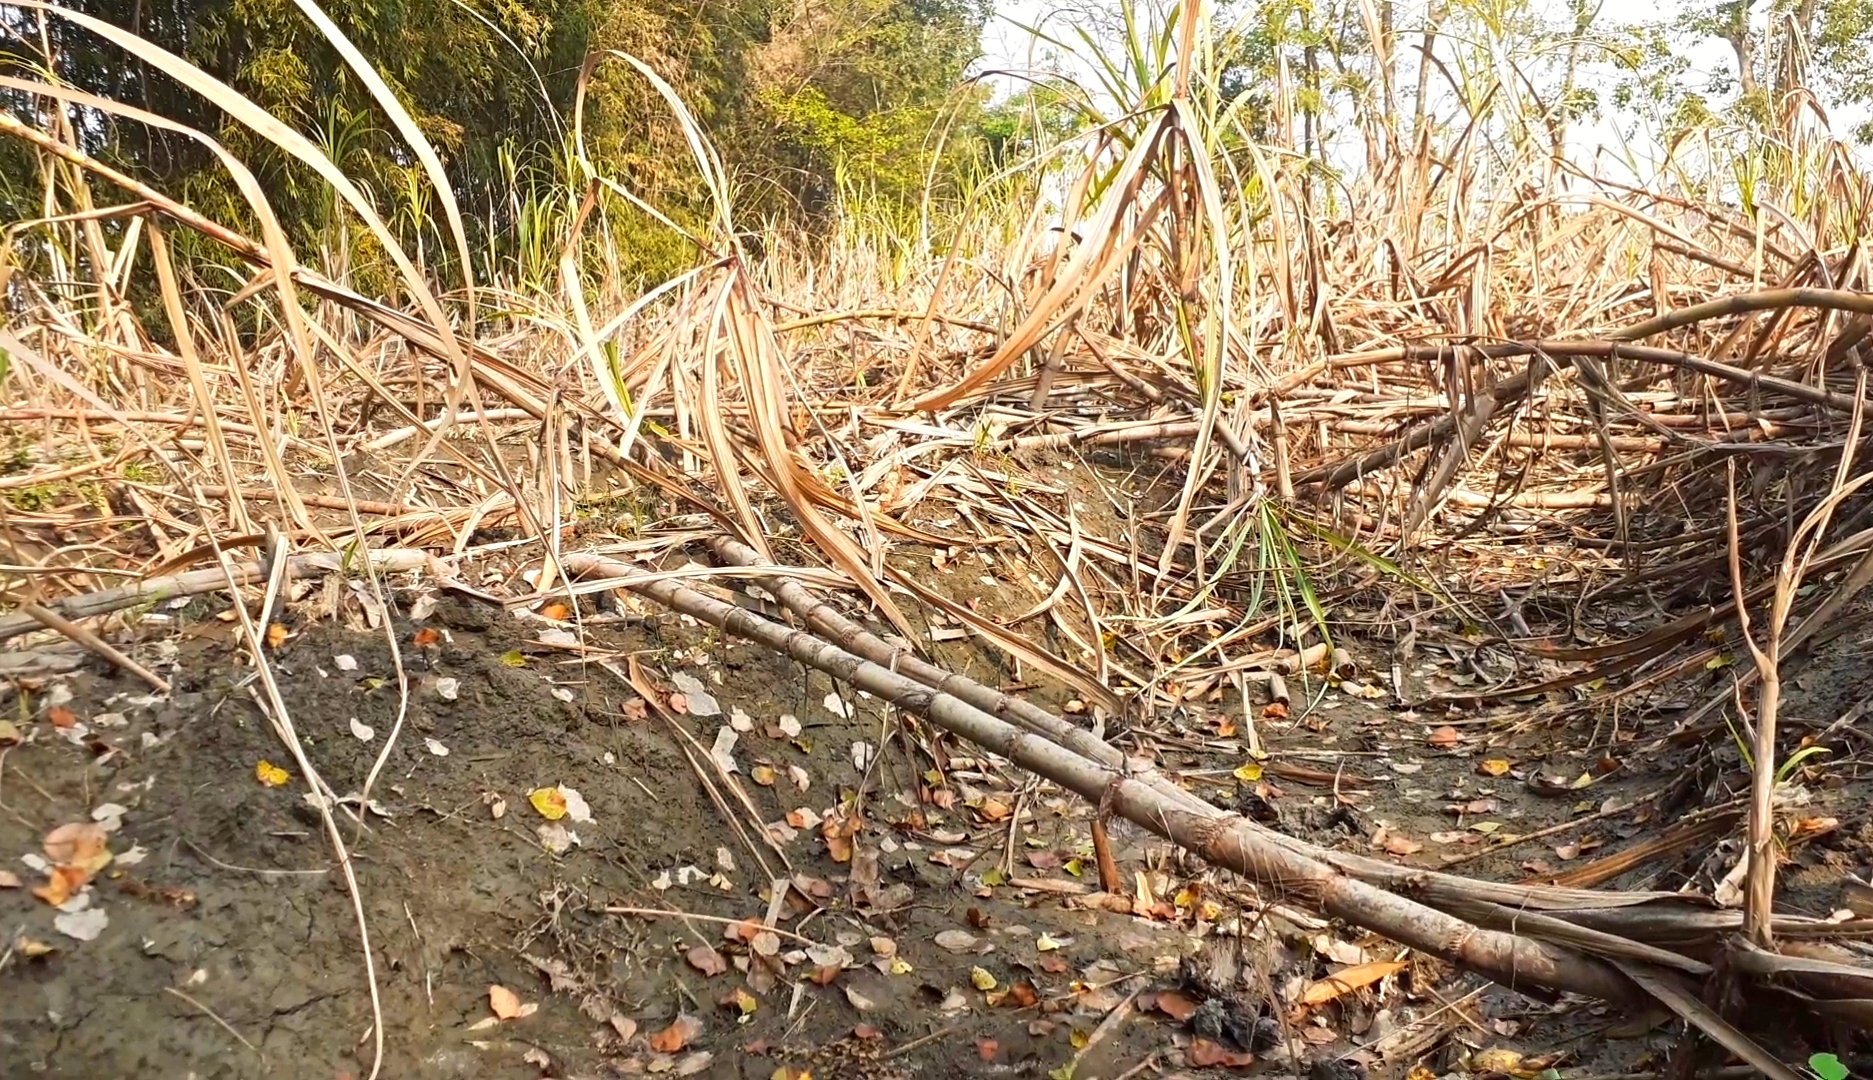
left=1299, top=960, right=1408, bottom=1006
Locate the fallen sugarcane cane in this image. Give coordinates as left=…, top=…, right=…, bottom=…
left=560, top=549, right=1872, bottom=1080
left=688, top=541, right=1873, bottom=954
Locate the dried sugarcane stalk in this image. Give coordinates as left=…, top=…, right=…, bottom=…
left=565, top=548, right=1872, bottom=1074
left=703, top=534, right=1144, bottom=777
left=561, top=552, right=1642, bottom=1004
left=696, top=538, right=1861, bottom=957
left=0, top=549, right=431, bottom=644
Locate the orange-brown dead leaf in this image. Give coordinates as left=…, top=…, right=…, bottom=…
left=412, top=627, right=441, bottom=647
left=44, top=822, right=112, bottom=873
left=1790, top=816, right=1840, bottom=841
left=1153, top=988, right=1199, bottom=1021
left=47, top=705, right=78, bottom=729
left=1428, top=726, right=1461, bottom=747
left=649, top=1014, right=702, bottom=1053
left=687, top=945, right=729, bottom=977
left=489, top=984, right=522, bottom=1019
left=31, top=864, right=89, bottom=906
left=1299, top=960, right=1408, bottom=1006
left=1188, top=1039, right=1255, bottom=1068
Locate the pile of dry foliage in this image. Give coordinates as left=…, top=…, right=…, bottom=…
left=5, top=3, right=1873, bottom=1077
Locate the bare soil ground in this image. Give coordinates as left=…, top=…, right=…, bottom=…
left=4, top=527, right=1872, bottom=1080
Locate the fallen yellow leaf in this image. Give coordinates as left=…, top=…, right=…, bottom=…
left=528, top=788, right=568, bottom=821
left=1232, top=762, right=1263, bottom=782
left=970, top=967, right=997, bottom=991
left=1470, top=1047, right=1525, bottom=1075
left=265, top=623, right=290, bottom=648
left=255, top=760, right=290, bottom=787
left=1478, top=759, right=1512, bottom=777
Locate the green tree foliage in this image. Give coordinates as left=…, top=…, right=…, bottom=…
left=0, top=0, right=990, bottom=281
left=1648, top=0, right=1873, bottom=143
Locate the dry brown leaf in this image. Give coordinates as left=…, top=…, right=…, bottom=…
left=412, top=627, right=441, bottom=647
left=1153, top=988, right=1199, bottom=1021
left=649, top=1014, right=702, bottom=1053
left=44, top=822, right=112, bottom=873
left=1427, top=726, right=1461, bottom=747
left=47, top=705, right=78, bottom=729
left=976, top=798, right=1012, bottom=823
left=687, top=945, right=728, bottom=977
left=1188, top=1039, right=1255, bottom=1068
left=1381, top=834, right=1423, bottom=856
left=1299, top=960, right=1407, bottom=1006
left=0, top=869, right=21, bottom=889
left=489, top=984, right=522, bottom=1020
left=976, top=1037, right=999, bottom=1062
left=1791, top=816, right=1840, bottom=840
left=31, top=864, right=89, bottom=907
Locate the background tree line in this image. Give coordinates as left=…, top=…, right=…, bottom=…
left=3, top=0, right=1870, bottom=291
left=0, top=0, right=1007, bottom=284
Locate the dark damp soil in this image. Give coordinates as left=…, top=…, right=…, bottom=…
left=0, top=595, right=1195, bottom=1080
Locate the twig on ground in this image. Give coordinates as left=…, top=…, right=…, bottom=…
left=164, top=986, right=263, bottom=1063
left=13, top=601, right=169, bottom=692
